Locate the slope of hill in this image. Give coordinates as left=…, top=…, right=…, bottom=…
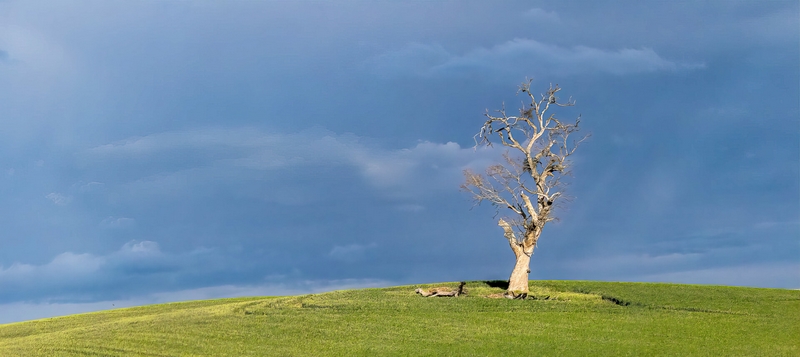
left=1, top=281, right=797, bottom=356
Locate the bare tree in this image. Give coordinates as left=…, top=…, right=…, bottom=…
left=462, top=80, right=587, bottom=297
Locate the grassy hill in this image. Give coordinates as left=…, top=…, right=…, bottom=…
left=1, top=281, right=797, bottom=356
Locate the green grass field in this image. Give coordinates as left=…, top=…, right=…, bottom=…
left=1, top=281, right=797, bottom=356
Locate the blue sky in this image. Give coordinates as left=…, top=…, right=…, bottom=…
left=0, top=0, right=797, bottom=323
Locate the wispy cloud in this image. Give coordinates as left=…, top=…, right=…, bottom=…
left=329, top=243, right=378, bottom=263
left=100, top=216, right=135, bottom=229
left=0, top=240, right=221, bottom=303
left=522, top=8, right=560, bottom=23
left=552, top=217, right=800, bottom=286
left=365, top=38, right=704, bottom=79
left=83, top=127, right=505, bottom=201
left=45, top=192, right=71, bottom=205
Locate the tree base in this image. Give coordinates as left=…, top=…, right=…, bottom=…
left=504, top=291, right=528, bottom=300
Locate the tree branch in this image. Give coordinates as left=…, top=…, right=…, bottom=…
left=463, top=81, right=586, bottom=253
left=498, top=219, right=523, bottom=257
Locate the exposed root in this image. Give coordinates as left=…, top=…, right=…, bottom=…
left=505, top=291, right=528, bottom=300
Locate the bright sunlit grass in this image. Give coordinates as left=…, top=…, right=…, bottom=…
left=1, top=281, right=797, bottom=356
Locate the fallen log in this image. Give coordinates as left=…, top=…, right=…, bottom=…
left=415, top=282, right=466, bottom=297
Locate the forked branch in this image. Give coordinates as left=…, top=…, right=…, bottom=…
left=463, top=80, right=587, bottom=248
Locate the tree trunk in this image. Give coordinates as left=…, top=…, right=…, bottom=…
left=507, top=252, right=531, bottom=293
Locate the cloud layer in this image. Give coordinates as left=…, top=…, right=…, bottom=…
left=0, top=240, right=222, bottom=303
left=366, top=38, right=704, bottom=79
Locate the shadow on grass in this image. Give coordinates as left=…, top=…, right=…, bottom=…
left=483, top=280, right=509, bottom=290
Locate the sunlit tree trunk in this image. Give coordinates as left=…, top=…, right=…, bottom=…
left=500, top=220, right=540, bottom=295
left=507, top=250, right=532, bottom=293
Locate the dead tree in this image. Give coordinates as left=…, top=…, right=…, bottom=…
left=462, top=80, right=587, bottom=295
